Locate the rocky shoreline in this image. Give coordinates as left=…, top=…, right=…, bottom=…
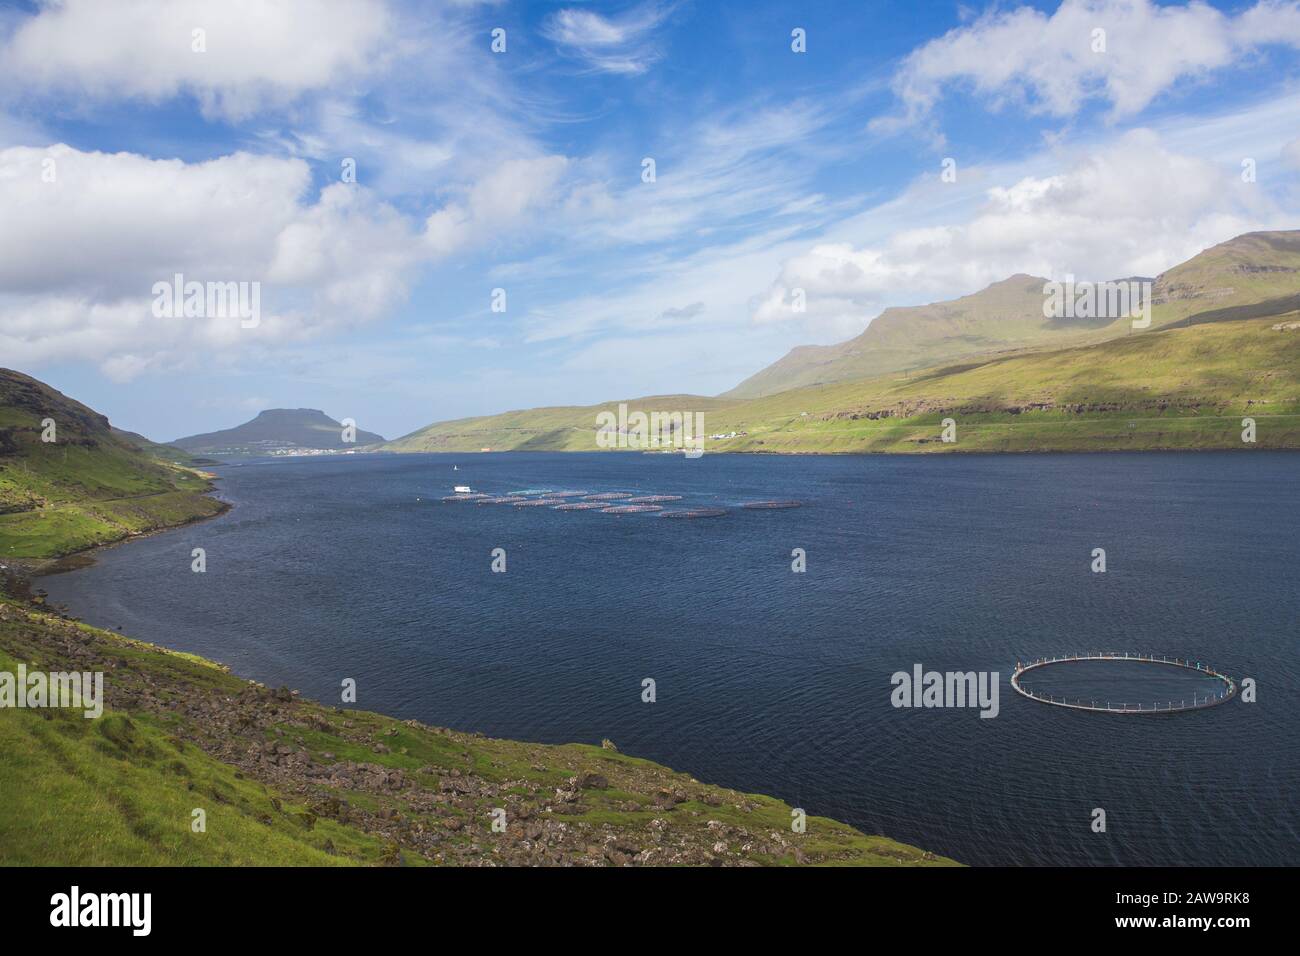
left=0, top=595, right=956, bottom=866
left=0, top=470, right=956, bottom=867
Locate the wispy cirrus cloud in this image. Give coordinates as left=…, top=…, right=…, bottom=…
left=543, top=2, right=676, bottom=74
left=753, top=127, right=1290, bottom=337
left=874, top=0, right=1300, bottom=135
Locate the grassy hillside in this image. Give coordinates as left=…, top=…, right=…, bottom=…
left=728, top=273, right=1123, bottom=398
left=726, top=230, right=1300, bottom=398
left=384, top=394, right=734, bottom=453
left=711, top=312, right=1300, bottom=453
left=111, top=427, right=202, bottom=467
left=382, top=313, right=1300, bottom=454
left=0, top=369, right=224, bottom=560
left=0, top=593, right=953, bottom=866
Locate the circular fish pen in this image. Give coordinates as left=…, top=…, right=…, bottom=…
left=547, top=490, right=590, bottom=498
left=441, top=493, right=491, bottom=502
left=508, top=488, right=556, bottom=497
left=1010, top=653, right=1237, bottom=714
left=583, top=492, right=633, bottom=501
left=742, top=500, right=802, bottom=510
left=659, top=508, right=728, bottom=519
left=477, top=496, right=527, bottom=505
left=625, top=495, right=683, bottom=503
left=513, top=498, right=566, bottom=507
left=552, top=502, right=607, bottom=511
left=601, top=504, right=663, bottom=514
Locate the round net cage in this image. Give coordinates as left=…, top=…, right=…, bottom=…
left=659, top=508, right=728, bottom=519
left=1010, top=654, right=1236, bottom=714
left=741, top=500, right=802, bottom=510
left=601, top=504, right=664, bottom=514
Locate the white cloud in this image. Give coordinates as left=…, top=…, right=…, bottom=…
left=543, top=3, right=674, bottom=74
left=423, top=155, right=569, bottom=256
left=1283, top=138, right=1300, bottom=169
left=878, top=0, right=1300, bottom=131
left=0, top=0, right=394, bottom=120
left=490, top=101, right=848, bottom=283
left=753, top=129, right=1288, bottom=334
left=0, top=141, right=576, bottom=380
left=0, top=144, right=423, bottom=377
left=1, top=147, right=308, bottom=299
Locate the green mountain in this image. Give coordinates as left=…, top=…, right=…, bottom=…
left=110, top=427, right=202, bottom=466
left=703, top=311, right=1300, bottom=453
left=727, top=274, right=1099, bottom=398
left=174, top=408, right=385, bottom=455
left=382, top=230, right=1300, bottom=456
left=382, top=313, right=1300, bottom=455
left=726, top=230, right=1300, bottom=398
left=0, top=368, right=224, bottom=560
left=1151, top=230, right=1300, bottom=323
left=384, top=394, right=731, bottom=453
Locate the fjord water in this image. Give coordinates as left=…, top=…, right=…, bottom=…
left=43, top=451, right=1298, bottom=866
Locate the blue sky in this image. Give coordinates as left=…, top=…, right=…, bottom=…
left=2, top=0, right=1299, bottom=441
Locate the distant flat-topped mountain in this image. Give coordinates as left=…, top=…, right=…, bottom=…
left=174, top=409, right=385, bottom=455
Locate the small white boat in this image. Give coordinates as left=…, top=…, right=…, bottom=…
left=453, top=485, right=472, bottom=493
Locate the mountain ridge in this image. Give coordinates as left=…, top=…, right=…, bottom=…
left=380, top=228, right=1300, bottom=456
left=726, top=230, right=1300, bottom=398
left=174, top=408, right=385, bottom=454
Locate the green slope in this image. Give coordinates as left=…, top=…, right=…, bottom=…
left=111, top=427, right=202, bottom=467
left=706, top=313, right=1300, bottom=453
left=726, top=230, right=1300, bottom=398
left=0, top=368, right=224, bottom=560
left=381, top=312, right=1300, bottom=455
left=727, top=273, right=1115, bottom=398
left=384, top=394, right=733, bottom=453
left=0, top=596, right=954, bottom=866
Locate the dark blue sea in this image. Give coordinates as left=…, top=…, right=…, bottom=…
left=41, top=451, right=1300, bottom=866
